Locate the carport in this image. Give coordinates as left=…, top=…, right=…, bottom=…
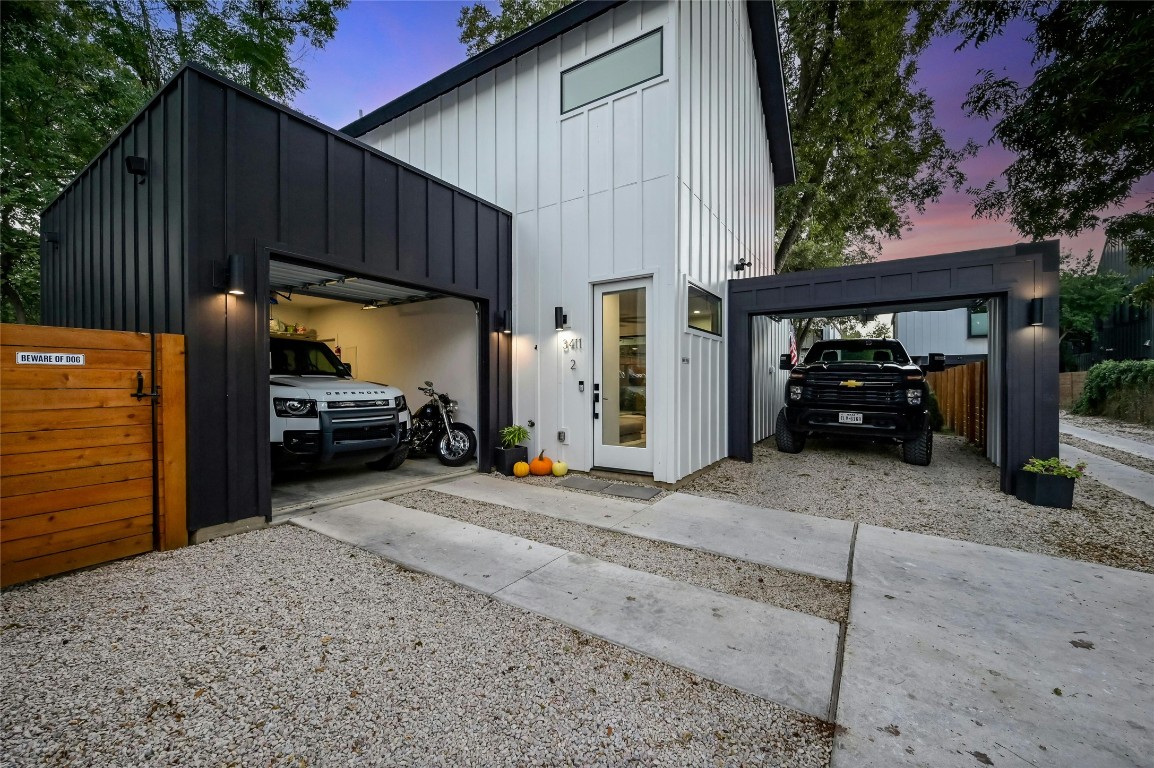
left=728, top=242, right=1060, bottom=493
left=39, top=63, right=513, bottom=537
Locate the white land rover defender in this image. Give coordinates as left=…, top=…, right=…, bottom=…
left=270, top=336, right=410, bottom=471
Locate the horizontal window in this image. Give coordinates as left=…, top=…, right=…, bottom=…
left=561, top=29, right=662, bottom=113
left=688, top=284, right=722, bottom=336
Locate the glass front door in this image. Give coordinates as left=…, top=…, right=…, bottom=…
left=593, top=280, right=652, bottom=473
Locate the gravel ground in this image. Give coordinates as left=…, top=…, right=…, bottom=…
left=393, top=489, right=851, bottom=624
left=1, top=526, right=833, bottom=768
left=683, top=433, right=1153, bottom=574
left=1060, top=434, right=1154, bottom=474
left=1060, top=410, right=1154, bottom=444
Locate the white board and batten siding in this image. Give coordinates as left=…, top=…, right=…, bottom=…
left=357, top=0, right=778, bottom=483
left=893, top=309, right=989, bottom=358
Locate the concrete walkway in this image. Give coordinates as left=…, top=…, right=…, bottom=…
left=1060, top=421, right=1154, bottom=461
left=835, top=526, right=1153, bottom=767
left=294, top=499, right=840, bottom=720
left=1060, top=444, right=1154, bottom=507
left=435, top=475, right=855, bottom=582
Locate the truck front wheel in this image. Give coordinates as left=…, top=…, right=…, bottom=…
left=775, top=408, right=806, bottom=454
left=901, top=427, right=933, bottom=466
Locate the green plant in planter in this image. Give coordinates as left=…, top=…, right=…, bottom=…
left=1021, top=457, right=1088, bottom=479
left=498, top=424, right=531, bottom=449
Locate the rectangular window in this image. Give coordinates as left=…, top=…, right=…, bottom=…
left=968, top=305, right=989, bottom=337
left=561, top=29, right=662, bottom=113
left=688, top=284, right=722, bottom=336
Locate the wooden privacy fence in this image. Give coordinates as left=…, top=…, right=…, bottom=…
left=1, top=325, right=186, bottom=587
left=927, top=360, right=987, bottom=451
left=1059, top=371, right=1088, bottom=410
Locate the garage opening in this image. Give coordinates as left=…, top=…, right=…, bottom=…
left=730, top=242, right=1060, bottom=494
left=750, top=296, right=1006, bottom=473
left=266, top=260, right=480, bottom=515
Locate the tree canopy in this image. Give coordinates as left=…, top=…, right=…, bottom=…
left=1058, top=251, right=1129, bottom=344
left=773, top=0, right=975, bottom=276
left=957, top=1, right=1154, bottom=302
left=457, top=0, right=568, bottom=57
left=0, top=0, right=348, bottom=323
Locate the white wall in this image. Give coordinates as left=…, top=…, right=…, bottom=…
left=893, top=309, right=989, bottom=357
left=269, top=298, right=480, bottom=428
left=673, top=0, right=776, bottom=478
left=751, top=316, right=790, bottom=443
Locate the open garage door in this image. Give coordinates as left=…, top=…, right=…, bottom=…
left=265, top=261, right=480, bottom=514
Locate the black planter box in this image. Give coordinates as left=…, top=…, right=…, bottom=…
left=493, top=446, right=528, bottom=476
left=1015, top=470, right=1075, bottom=509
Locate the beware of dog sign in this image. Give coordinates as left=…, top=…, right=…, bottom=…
left=16, top=351, right=86, bottom=365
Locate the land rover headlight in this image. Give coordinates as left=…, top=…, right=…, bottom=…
left=394, top=395, right=407, bottom=412
left=789, top=385, right=803, bottom=401
left=906, top=389, right=922, bottom=405
left=274, top=397, right=318, bottom=418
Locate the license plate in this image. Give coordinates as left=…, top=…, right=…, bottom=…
left=838, top=412, right=863, bottom=424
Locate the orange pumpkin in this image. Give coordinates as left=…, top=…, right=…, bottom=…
left=512, top=461, right=530, bottom=477
left=528, top=450, right=553, bottom=476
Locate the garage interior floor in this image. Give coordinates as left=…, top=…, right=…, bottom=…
left=271, top=454, right=474, bottom=519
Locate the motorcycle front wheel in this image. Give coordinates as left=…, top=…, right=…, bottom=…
left=437, top=423, right=477, bottom=466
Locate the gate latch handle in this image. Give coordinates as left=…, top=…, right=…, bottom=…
left=132, top=371, right=159, bottom=401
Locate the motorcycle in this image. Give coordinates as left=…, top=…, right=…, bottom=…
left=405, top=381, right=477, bottom=466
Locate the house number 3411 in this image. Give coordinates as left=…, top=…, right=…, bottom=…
left=562, top=337, right=583, bottom=353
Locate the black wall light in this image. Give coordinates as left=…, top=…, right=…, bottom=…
left=1028, top=297, right=1044, bottom=326
left=124, top=156, right=148, bottom=185
left=734, top=256, right=749, bottom=272
left=214, top=253, right=245, bottom=295
left=499, top=309, right=512, bottom=334
left=554, top=306, right=567, bottom=330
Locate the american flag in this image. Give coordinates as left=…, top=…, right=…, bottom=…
left=788, top=330, right=798, bottom=365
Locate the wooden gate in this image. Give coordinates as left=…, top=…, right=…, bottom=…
left=1, top=325, right=186, bottom=587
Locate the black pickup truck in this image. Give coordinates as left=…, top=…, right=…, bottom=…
left=776, top=338, right=944, bottom=465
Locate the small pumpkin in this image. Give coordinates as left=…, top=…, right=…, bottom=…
left=528, top=450, right=553, bottom=476
left=512, top=461, right=530, bottom=478
left=551, top=461, right=568, bottom=477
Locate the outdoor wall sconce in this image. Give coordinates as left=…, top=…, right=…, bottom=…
left=734, top=256, right=749, bottom=272
left=124, top=156, right=148, bottom=185
left=214, top=253, right=245, bottom=295
left=499, top=309, right=512, bottom=334
left=1028, top=297, right=1044, bottom=326
left=554, top=306, right=567, bottom=330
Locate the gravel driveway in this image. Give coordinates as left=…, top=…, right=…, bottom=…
left=682, top=432, right=1153, bottom=574
left=1, top=526, right=833, bottom=767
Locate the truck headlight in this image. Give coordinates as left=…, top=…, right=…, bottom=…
left=906, top=389, right=922, bottom=405
left=394, top=395, right=406, bottom=412
left=274, top=397, right=318, bottom=418
left=789, top=385, right=803, bottom=401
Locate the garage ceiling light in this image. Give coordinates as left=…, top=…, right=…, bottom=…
left=362, top=301, right=382, bottom=310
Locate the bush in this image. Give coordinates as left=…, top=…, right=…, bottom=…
left=927, top=388, right=944, bottom=432
left=1071, top=360, right=1154, bottom=425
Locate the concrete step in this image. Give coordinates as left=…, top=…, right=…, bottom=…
left=294, top=499, right=841, bottom=720
left=1060, top=444, right=1154, bottom=506
left=435, top=475, right=855, bottom=582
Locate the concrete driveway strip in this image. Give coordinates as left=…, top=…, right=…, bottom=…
left=1060, top=443, right=1154, bottom=507
left=295, top=500, right=840, bottom=720
left=1060, top=421, right=1154, bottom=461
left=499, top=551, right=840, bottom=720
left=293, top=500, right=568, bottom=595
left=621, top=493, right=856, bottom=582
left=435, top=474, right=647, bottom=528
left=834, top=525, right=1154, bottom=768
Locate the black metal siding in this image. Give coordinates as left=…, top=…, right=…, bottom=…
left=728, top=242, right=1061, bottom=494
left=41, top=65, right=513, bottom=533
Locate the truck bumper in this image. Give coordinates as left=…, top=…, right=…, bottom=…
left=273, top=409, right=407, bottom=468
left=785, top=405, right=928, bottom=441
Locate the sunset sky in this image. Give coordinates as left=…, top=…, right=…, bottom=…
left=293, top=1, right=1147, bottom=264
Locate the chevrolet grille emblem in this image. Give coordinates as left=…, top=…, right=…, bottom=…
left=841, top=380, right=864, bottom=388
